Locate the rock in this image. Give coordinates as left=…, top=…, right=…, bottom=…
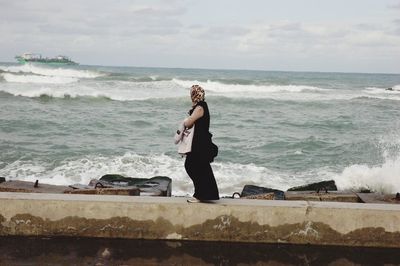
left=356, top=193, right=400, bottom=204
left=360, top=188, right=371, bottom=193
left=243, top=192, right=275, bottom=200
left=285, top=191, right=359, bottom=202
left=0, top=177, right=5, bottom=184
left=240, top=185, right=285, bottom=200
left=0, top=180, right=72, bottom=194
left=318, top=192, right=359, bottom=202
left=284, top=192, right=321, bottom=201
left=287, top=180, right=337, bottom=192
left=66, top=187, right=140, bottom=196
left=99, top=175, right=172, bottom=197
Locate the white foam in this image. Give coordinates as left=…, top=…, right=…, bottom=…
left=334, top=156, right=400, bottom=194
left=173, top=78, right=325, bottom=94
left=1, top=73, right=78, bottom=84
left=1, top=70, right=398, bottom=102
left=0, top=64, right=102, bottom=78
left=0, top=79, right=187, bottom=100
left=4, top=150, right=399, bottom=196
left=0, top=153, right=297, bottom=197
left=365, top=86, right=400, bottom=94
left=361, top=85, right=400, bottom=101
left=170, top=78, right=360, bottom=102
left=334, top=131, right=400, bottom=193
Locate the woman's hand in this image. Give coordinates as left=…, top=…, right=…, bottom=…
left=184, top=106, right=204, bottom=128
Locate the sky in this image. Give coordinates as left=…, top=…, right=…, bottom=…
left=1, top=0, right=400, bottom=73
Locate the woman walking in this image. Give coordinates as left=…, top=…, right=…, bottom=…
left=184, top=85, right=219, bottom=203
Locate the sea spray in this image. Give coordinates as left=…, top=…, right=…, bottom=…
left=334, top=128, right=400, bottom=193
left=334, top=156, right=400, bottom=193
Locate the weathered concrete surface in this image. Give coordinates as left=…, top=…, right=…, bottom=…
left=285, top=191, right=360, bottom=203
left=0, top=192, right=400, bottom=248
left=0, top=180, right=72, bottom=193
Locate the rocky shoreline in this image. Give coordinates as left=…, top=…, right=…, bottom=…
left=1, top=175, right=399, bottom=204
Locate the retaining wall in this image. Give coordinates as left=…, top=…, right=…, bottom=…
left=1, top=192, right=399, bottom=248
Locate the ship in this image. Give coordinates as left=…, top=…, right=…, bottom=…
left=15, top=53, right=78, bottom=65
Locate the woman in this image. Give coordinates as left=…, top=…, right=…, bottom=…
left=184, top=85, right=219, bottom=203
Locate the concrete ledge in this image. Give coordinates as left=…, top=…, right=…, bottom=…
left=1, top=192, right=400, bottom=248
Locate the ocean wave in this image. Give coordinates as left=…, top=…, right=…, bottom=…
left=334, top=132, right=400, bottom=193
left=1, top=73, right=78, bottom=84
left=0, top=79, right=187, bottom=101
left=0, top=86, right=113, bottom=99
left=0, top=152, right=297, bottom=197
left=0, top=64, right=103, bottom=79
left=334, top=156, right=400, bottom=194
left=1, top=72, right=398, bottom=102
left=357, top=86, right=400, bottom=101
left=173, top=79, right=326, bottom=94
left=2, top=149, right=400, bottom=195
left=365, top=85, right=400, bottom=94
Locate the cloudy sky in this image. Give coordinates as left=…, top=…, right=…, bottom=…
left=1, top=0, right=400, bottom=73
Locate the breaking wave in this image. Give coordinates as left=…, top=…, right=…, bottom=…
left=1, top=73, right=78, bottom=84
left=1, top=65, right=399, bottom=102
left=0, top=152, right=301, bottom=197
left=0, top=79, right=187, bottom=100
left=0, top=64, right=102, bottom=78
left=334, top=131, right=400, bottom=194
left=334, top=156, right=400, bottom=194
left=173, top=78, right=326, bottom=95
left=0, top=63, right=103, bottom=85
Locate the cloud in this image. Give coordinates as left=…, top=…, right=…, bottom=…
left=0, top=0, right=186, bottom=38
left=227, top=19, right=400, bottom=71
left=387, top=2, right=400, bottom=9
left=393, top=19, right=400, bottom=35
left=0, top=1, right=399, bottom=72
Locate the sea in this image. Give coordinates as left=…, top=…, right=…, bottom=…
left=0, top=63, right=400, bottom=197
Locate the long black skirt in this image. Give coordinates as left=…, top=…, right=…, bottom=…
left=184, top=153, right=219, bottom=200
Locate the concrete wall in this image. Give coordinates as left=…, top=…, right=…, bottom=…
left=1, top=192, right=400, bottom=248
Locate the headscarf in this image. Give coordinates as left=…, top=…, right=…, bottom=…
left=190, top=85, right=205, bottom=104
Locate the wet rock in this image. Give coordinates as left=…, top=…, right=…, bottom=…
left=240, top=185, right=285, bottom=200
left=99, top=175, right=172, bottom=197
left=287, top=180, right=337, bottom=192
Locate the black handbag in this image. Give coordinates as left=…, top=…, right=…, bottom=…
left=209, top=141, right=218, bottom=162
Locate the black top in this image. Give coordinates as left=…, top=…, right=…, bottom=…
left=189, top=101, right=213, bottom=158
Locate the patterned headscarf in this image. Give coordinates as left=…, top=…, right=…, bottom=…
left=190, top=85, right=205, bottom=104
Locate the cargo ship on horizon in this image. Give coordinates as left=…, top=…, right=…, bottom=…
left=15, top=53, right=78, bottom=65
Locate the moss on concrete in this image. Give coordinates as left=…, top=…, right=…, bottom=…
left=1, top=213, right=400, bottom=248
